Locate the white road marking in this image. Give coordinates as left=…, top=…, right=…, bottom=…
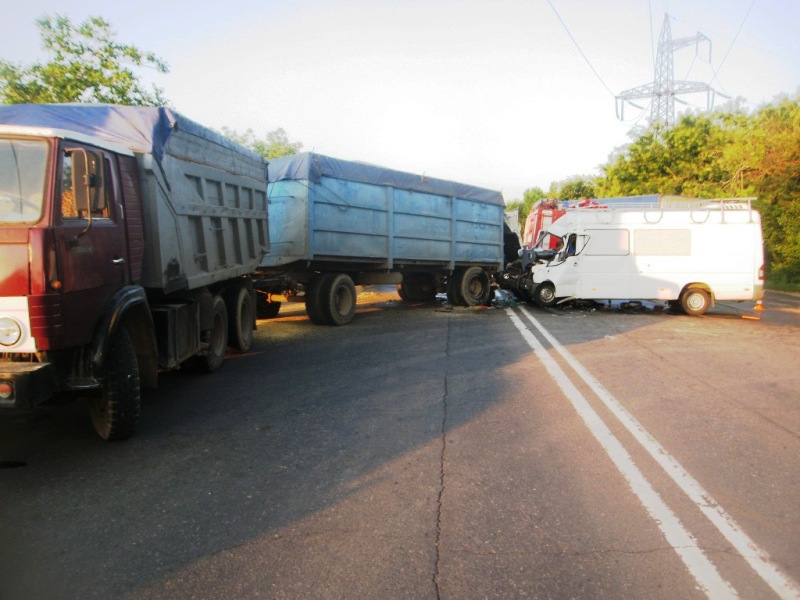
left=517, top=306, right=800, bottom=600
left=507, top=308, right=739, bottom=599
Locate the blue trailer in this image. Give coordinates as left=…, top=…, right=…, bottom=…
left=256, top=152, right=506, bottom=324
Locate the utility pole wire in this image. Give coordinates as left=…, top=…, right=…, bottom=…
left=710, top=0, right=755, bottom=86
left=546, top=0, right=616, bottom=98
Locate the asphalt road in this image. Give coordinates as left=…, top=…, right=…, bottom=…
left=1, top=289, right=798, bottom=599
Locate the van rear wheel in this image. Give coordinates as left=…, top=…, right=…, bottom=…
left=680, top=288, right=710, bottom=316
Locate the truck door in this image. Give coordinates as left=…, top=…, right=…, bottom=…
left=53, top=143, right=129, bottom=347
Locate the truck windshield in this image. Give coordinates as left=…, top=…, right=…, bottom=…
left=0, top=137, right=48, bottom=224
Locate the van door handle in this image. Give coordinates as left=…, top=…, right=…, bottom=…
left=112, top=258, right=125, bottom=265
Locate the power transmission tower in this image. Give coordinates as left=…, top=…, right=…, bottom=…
left=616, top=14, right=724, bottom=132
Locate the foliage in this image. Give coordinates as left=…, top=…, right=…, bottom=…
left=221, top=126, right=303, bottom=159
left=596, top=97, right=800, bottom=288
left=548, top=175, right=597, bottom=200
left=505, top=187, right=545, bottom=226
left=0, top=15, right=168, bottom=106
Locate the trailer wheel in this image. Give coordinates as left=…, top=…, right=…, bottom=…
left=90, top=326, right=140, bottom=441
left=680, top=288, right=710, bottom=316
left=256, top=294, right=281, bottom=319
left=446, top=273, right=465, bottom=306
left=321, top=273, right=357, bottom=326
left=398, top=274, right=437, bottom=302
left=533, top=282, right=557, bottom=308
left=188, top=294, right=228, bottom=373
left=227, top=286, right=255, bottom=352
left=305, top=274, right=332, bottom=325
left=458, top=266, right=491, bottom=306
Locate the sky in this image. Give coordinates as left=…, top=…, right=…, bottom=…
left=3, top=0, right=799, bottom=202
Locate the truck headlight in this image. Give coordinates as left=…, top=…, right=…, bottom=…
left=0, top=317, right=22, bottom=347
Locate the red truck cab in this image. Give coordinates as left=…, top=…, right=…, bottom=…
left=0, top=129, right=149, bottom=437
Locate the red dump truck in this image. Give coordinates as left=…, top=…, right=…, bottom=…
left=0, top=104, right=269, bottom=440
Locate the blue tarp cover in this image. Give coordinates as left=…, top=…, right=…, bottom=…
left=0, top=103, right=258, bottom=163
left=269, top=152, right=504, bottom=206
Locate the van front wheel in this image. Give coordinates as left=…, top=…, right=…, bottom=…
left=533, top=282, right=557, bottom=308
left=680, top=288, right=710, bottom=316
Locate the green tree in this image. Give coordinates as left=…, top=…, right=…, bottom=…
left=0, top=15, right=168, bottom=105
left=505, top=186, right=545, bottom=226
left=221, top=126, right=303, bottom=159
left=548, top=175, right=597, bottom=200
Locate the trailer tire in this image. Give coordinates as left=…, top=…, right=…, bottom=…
left=398, top=274, right=437, bottom=302
left=458, top=266, right=491, bottom=306
left=90, top=326, right=140, bottom=441
left=305, top=274, right=331, bottom=325
left=321, top=273, right=357, bottom=326
left=256, top=294, right=281, bottom=319
left=227, top=286, right=254, bottom=352
left=680, top=288, right=710, bottom=316
left=187, top=295, right=228, bottom=373
left=446, top=273, right=465, bottom=306
left=533, top=282, right=557, bottom=308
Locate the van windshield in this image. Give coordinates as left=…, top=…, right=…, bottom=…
left=0, top=137, right=49, bottom=224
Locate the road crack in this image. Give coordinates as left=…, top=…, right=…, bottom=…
left=433, top=317, right=451, bottom=600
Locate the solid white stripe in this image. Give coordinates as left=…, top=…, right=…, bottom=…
left=506, top=308, right=738, bottom=600
left=518, top=306, right=800, bottom=600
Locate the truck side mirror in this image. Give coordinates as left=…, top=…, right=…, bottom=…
left=66, top=148, right=106, bottom=214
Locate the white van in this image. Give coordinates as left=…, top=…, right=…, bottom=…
left=525, top=199, right=764, bottom=315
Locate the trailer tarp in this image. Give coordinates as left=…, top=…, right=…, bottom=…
left=269, top=152, right=504, bottom=206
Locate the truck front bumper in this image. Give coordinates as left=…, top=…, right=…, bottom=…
left=0, top=362, right=56, bottom=410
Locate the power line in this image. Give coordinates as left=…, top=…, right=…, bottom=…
left=710, top=0, right=755, bottom=86
left=546, top=0, right=616, bottom=98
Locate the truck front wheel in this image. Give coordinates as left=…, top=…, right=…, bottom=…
left=90, top=326, right=140, bottom=441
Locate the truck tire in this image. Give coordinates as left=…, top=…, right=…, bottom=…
left=680, top=288, right=710, bottom=316
left=227, top=285, right=254, bottom=352
left=187, top=294, right=229, bottom=373
left=305, top=274, right=332, bottom=325
left=533, top=282, right=557, bottom=308
left=90, top=326, right=140, bottom=441
left=321, top=273, right=357, bottom=326
left=458, top=266, right=491, bottom=306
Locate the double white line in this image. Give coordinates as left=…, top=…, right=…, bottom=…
left=507, top=306, right=800, bottom=600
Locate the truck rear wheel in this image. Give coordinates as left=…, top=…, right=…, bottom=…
left=227, top=285, right=254, bottom=352
left=321, top=273, right=357, bottom=325
left=187, top=294, right=228, bottom=373
left=680, top=288, right=710, bottom=316
left=90, top=326, right=140, bottom=441
left=458, top=266, right=491, bottom=306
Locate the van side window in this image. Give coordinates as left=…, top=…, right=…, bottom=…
left=585, top=229, right=629, bottom=256
left=634, top=229, right=691, bottom=255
